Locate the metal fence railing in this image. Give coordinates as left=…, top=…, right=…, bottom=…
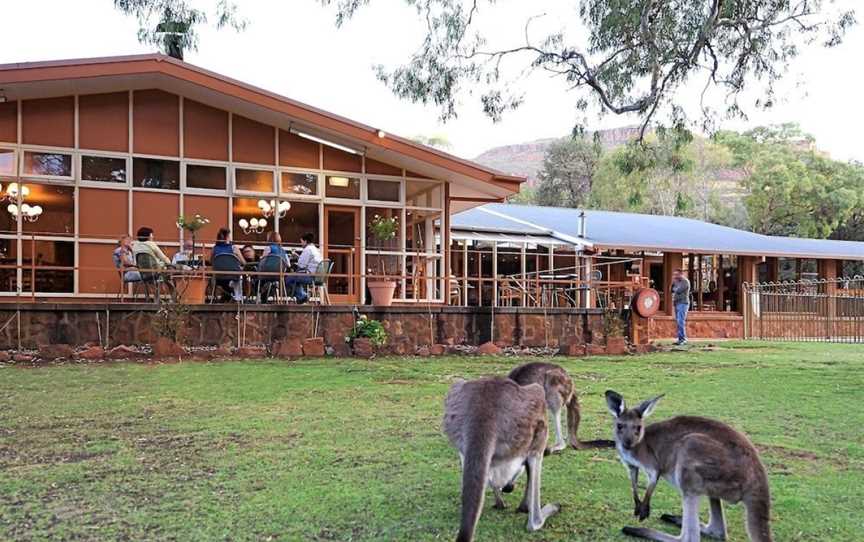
left=743, top=277, right=864, bottom=343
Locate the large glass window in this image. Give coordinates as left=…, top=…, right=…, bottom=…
left=133, top=158, right=179, bottom=190
left=277, top=201, right=319, bottom=247
left=23, top=151, right=72, bottom=177
left=186, top=164, right=226, bottom=190
left=82, top=155, right=126, bottom=183
left=0, top=238, right=15, bottom=292
left=405, top=209, right=440, bottom=254
left=366, top=207, right=402, bottom=279
left=21, top=184, right=75, bottom=237
left=367, top=179, right=400, bottom=202
left=0, top=149, right=15, bottom=175
left=281, top=172, right=318, bottom=196
left=406, top=180, right=442, bottom=208
left=325, top=175, right=360, bottom=199
left=232, top=197, right=274, bottom=243
left=235, top=169, right=274, bottom=192
left=22, top=240, right=75, bottom=294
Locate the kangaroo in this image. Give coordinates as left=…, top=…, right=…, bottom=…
left=443, top=377, right=560, bottom=542
left=508, top=362, right=614, bottom=453
left=605, top=391, right=773, bottom=542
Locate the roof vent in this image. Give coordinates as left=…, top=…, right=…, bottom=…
left=155, top=20, right=190, bottom=60
left=578, top=210, right=587, bottom=238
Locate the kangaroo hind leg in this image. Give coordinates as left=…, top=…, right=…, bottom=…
left=623, top=495, right=701, bottom=542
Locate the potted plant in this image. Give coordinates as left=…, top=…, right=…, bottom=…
left=603, top=311, right=628, bottom=355
left=175, top=214, right=210, bottom=303
left=176, top=214, right=210, bottom=261
left=367, top=214, right=399, bottom=306
left=346, top=315, right=388, bottom=358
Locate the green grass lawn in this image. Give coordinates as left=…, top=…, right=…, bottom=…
left=1, top=342, right=862, bottom=541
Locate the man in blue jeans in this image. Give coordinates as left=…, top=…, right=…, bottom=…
left=287, top=233, right=322, bottom=304
left=671, top=268, right=691, bottom=345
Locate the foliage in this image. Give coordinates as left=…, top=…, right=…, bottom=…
left=152, top=302, right=191, bottom=343
left=410, top=134, right=453, bottom=150
left=2, top=342, right=864, bottom=540
left=533, top=136, right=602, bottom=208
left=602, top=310, right=625, bottom=338
left=346, top=314, right=388, bottom=347
left=368, top=214, right=398, bottom=243
left=714, top=125, right=864, bottom=238
left=176, top=214, right=210, bottom=232
left=322, top=0, right=856, bottom=137
left=114, top=0, right=247, bottom=57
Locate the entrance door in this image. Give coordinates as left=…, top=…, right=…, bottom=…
left=323, top=206, right=361, bottom=303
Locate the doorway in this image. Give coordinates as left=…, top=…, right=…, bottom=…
left=323, top=206, right=361, bottom=303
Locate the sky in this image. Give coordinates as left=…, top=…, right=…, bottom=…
left=2, top=0, right=862, bottom=162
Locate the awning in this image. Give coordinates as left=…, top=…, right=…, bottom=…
left=450, top=229, right=588, bottom=249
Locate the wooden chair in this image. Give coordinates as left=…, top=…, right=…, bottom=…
left=135, top=252, right=173, bottom=305
left=498, top=278, right=521, bottom=306
left=255, top=254, right=287, bottom=303
left=209, top=253, right=245, bottom=303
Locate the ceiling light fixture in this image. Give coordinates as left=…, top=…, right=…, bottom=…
left=290, top=128, right=364, bottom=156
left=328, top=176, right=350, bottom=188
left=238, top=217, right=267, bottom=235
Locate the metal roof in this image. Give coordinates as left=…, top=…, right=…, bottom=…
left=450, top=230, right=584, bottom=247
left=452, top=203, right=864, bottom=260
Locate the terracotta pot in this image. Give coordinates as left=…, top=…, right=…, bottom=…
left=368, top=279, right=397, bottom=306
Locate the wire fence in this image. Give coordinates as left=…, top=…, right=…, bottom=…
left=743, top=277, right=864, bottom=343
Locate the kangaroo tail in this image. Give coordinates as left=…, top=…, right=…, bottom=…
left=567, top=394, right=615, bottom=450
left=456, top=435, right=494, bottom=542
left=744, top=490, right=773, bottom=542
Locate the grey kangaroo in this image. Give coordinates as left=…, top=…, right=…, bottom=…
left=605, top=390, right=773, bottom=542
left=508, top=362, right=614, bottom=453
left=443, top=377, right=560, bottom=542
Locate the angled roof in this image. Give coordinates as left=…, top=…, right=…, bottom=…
left=0, top=54, right=523, bottom=193
left=452, top=203, right=864, bottom=260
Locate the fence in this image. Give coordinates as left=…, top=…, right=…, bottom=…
left=743, top=277, right=864, bottom=343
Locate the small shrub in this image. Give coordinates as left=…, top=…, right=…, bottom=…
left=602, top=310, right=625, bottom=338
left=346, top=315, right=388, bottom=347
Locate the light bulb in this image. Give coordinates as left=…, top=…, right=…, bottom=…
left=279, top=201, right=291, bottom=212
left=258, top=200, right=269, bottom=211
left=259, top=218, right=267, bottom=229
left=238, top=218, right=249, bottom=229
left=32, top=205, right=42, bottom=216
left=7, top=183, right=17, bottom=196
left=250, top=218, right=259, bottom=228
left=20, top=203, right=30, bottom=213
left=7, top=204, right=17, bottom=215
left=20, top=185, right=29, bottom=198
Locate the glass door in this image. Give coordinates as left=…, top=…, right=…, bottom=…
left=323, top=206, right=360, bottom=303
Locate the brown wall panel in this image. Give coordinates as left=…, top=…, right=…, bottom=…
left=182, top=194, right=229, bottom=244
left=0, top=101, right=17, bottom=143
left=279, top=129, right=320, bottom=169
left=323, top=145, right=362, bottom=173
left=184, top=99, right=228, bottom=161
left=79, top=243, right=120, bottom=294
left=366, top=158, right=402, bottom=176
left=79, top=188, right=129, bottom=240
left=22, top=97, right=74, bottom=147
left=132, top=191, right=180, bottom=242
left=133, top=90, right=179, bottom=156
left=79, top=92, right=129, bottom=152
left=232, top=115, right=274, bottom=165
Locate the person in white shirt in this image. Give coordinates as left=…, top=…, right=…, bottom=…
left=171, top=239, right=194, bottom=268
left=288, top=232, right=322, bottom=303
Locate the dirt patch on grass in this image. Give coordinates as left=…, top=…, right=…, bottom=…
left=758, top=444, right=850, bottom=474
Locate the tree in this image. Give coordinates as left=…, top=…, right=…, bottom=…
left=533, top=137, right=602, bottom=208
left=322, top=1, right=856, bottom=137
left=409, top=134, right=453, bottom=150
left=114, top=0, right=246, bottom=58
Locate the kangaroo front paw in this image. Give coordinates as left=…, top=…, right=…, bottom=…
left=636, top=500, right=650, bottom=522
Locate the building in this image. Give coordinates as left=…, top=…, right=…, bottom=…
left=0, top=54, right=520, bottom=303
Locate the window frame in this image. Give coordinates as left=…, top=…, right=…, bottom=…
left=19, top=146, right=75, bottom=181
left=79, top=151, right=131, bottom=187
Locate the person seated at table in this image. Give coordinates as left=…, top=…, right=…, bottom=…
left=132, top=227, right=172, bottom=269
left=287, top=232, right=322, bottom=304
left=260, top=232, right=290, bottom=264
left=112, top=235, right=141, bottom=282
left=211, top=227, right=246, bottom=301
left=241, top=244, right=257, bottom=265
left=172, top=238, right=195, bottom=268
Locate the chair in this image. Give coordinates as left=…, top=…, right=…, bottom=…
left=113, top=251, right=143, bottom=301
left=497, top=277, right=522, bottom=307
left=210, top=253, right=245, bottom=303
left=256, top=254, right=287, bottom=303
left=309, top=259, right=333, bottom=305
left=135, top=252, right=172, bottom=304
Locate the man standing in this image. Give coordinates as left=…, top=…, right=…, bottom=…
left=288, top=233, right=323, bottom=304
left=671, top=268, right=691, bottom=345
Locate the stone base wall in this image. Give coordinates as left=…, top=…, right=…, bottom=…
left=0, top=304, right=606, bottom=352
left=638, top=313, right=744, bottom=340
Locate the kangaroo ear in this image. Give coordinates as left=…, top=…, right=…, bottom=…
left=635, top=395, right=664, bottom=418
left=605, top=390, right=625, bottom=418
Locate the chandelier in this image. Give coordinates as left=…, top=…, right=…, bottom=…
left=0, top=182, right=30, bottom=203
left=7, top=203, right=42, bottom=222
left=257, top=199, right=290, bottom=219
left=238, top=217, right=267, bottom=235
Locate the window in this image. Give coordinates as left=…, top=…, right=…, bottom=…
left=133, top=158, right=180, bottom=190
left=82, top=155, right=127, bottom=183
left=405, top=209, right=440, bottom=253
left=21, top=184, right=75, bottom=237
left=406, top=180, right=442, bottom=208
left=278, top=201, right=319, bottom=246
left=0, top=238, right=15, bottom=292
left=366, top=207, right=401, bottom=251
left=186, top=164, right=226, bottom=190
left=25, top=240, right=74, bottom=294
left=0, top=149, right=14, bottom=175
left=325, top=175, right=360, bottom=199
left=22, top=151, right=72, bottom=177
left=235, top=168, right=274, bottom=192
left=368, top=179, right=400, bottom=202
left=281, top=172, right=318, bottom=196
left=232, top=197, right=275, bottom=243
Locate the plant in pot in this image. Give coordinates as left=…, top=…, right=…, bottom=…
left=367, top=214, right=399, bottom=306
left=602, top=310, right=628, bottom=355
left=176, top=214, right=210, bottom=262
left=346, top=315, right=389, bottom=357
